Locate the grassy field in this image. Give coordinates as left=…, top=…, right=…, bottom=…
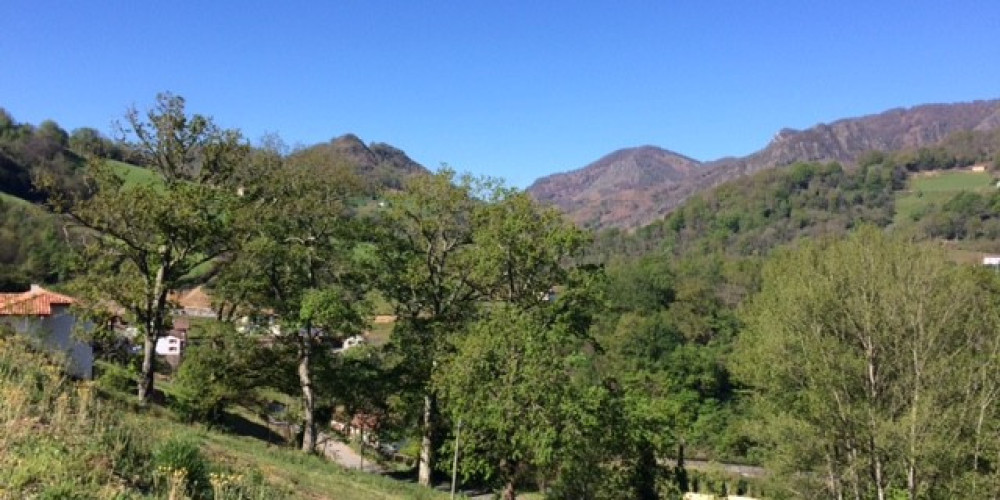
left=108, top=159, right=163, bottom=187
left=0, top=191, right=31, bottom=206
left=894, top=170, right=995, bottom=224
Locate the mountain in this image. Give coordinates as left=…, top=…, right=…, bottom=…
left=528, top=99, right=1000, bottom=229
left=290, top=134, right=427, bottom=190
left=528, top=146, right=700, bottom=229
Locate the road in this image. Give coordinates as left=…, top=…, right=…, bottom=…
left=317, top=432, right=384, bottom=473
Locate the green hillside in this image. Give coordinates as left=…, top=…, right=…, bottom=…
left=108, top=159, right=162, bottom=187
left=894, top=169, right=995, bottom=224
left=0, top=191, right=30, bottom=206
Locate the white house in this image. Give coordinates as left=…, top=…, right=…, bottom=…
left=0, top=285, right=93, bottom=379
left=155, top=335, right=185, bottom=356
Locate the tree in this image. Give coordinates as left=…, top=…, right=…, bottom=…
left=60, top=93, right=247, bottom=403
left=377, top=168, right=485, bottom=485
left=734, top=227, right=1000, bottom=499
left=222, top=154, right=370, bottom=453
left=436, top=305, right=603, bottom=499
left=432, top=188, right=623, bottom=499
left=171, top=322, right=278, bottom=423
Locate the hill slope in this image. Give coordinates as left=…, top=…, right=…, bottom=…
left=528, top=146, right=700, bottom=229
left=529, top=99, right=1000, bottom=229
left=289, top=134, right=427, bottom=191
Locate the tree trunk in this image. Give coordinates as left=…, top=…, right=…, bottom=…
left=299, top=335, right=317, bottom=453
left=139, top=259, right=169, bottom=403
left=138, top=332, right=156, bottom=402
left=502, top=479, right=517, bottom=500
left=500, top=459, right=518, bottom=500
left=871, top=433, right=886, bottom=500
left=418, top=392, right=437, bottom=486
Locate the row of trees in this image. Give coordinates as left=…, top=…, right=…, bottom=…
left=56, top=94, right=675, bottom=499
left=44, top=93, right=1000, bottom=499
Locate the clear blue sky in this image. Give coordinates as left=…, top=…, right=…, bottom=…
left=3, top=1, right=999, bottom=187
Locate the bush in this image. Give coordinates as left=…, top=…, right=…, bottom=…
left=170, top=324, right=264, bottom=424
left=94, top=360, right=137, bottom=395
left=152, top=438, right=209, bottom=496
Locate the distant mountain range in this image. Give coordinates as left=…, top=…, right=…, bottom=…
left=527, top=99, right=1000, bottom=229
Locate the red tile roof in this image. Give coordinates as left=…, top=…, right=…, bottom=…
left=0, top=285, right=76, bottom=316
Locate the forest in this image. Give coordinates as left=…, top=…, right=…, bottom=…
left=4, top=94, right=1000, bottom=499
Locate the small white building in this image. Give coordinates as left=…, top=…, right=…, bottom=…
left=155, top=335, right=185, bottom=356
left=0, top=285, right=93, bottom=379
left=983, top=256, right=1000, bottom=267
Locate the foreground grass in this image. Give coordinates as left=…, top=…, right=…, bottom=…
left=1, top=339, right=454, bottom=499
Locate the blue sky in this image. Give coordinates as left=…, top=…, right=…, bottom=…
left=2, top=1, right=999, bottom=187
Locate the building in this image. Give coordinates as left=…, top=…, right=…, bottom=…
left=0, top=285, right=93, bottom=379
left=983, top=256, right=1000, bottom=267
left=171, top=286, right=216, bottom=318
left=155, top=317, right=190, bottom=369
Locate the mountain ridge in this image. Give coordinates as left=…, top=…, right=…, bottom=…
left=528, top=99, right=1000, bottom=229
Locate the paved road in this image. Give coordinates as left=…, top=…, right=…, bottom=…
left=664, top=459, right=766, bottom=478
left=317, top=432, right=384, bottom=473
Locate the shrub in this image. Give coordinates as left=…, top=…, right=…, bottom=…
left=94, top=360, right=137, bottom=396
left=152, top=438, right=209, bottom=496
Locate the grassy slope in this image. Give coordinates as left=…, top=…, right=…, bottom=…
left=894, top=170, right=995, bottom=224
left=136, top=413, right=448, bottom=500
left=0, top=191, right=31, bottom=206
left=0, top=341, right=452, bottom=500
left=108, top=159, right=162, bottom=187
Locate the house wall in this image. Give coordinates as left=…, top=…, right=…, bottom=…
left=2, top=306, right=94, bottom=379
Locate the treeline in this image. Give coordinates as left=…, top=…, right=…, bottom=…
left=0, top=201, right=72, bottom=289
left=0, top=108, right=134, bottom=202
left=737, top=229, right=1000, bottom=498
left=591, top=127, right=1000, bottom=262
left=12, top=93, right=1000, bottom=499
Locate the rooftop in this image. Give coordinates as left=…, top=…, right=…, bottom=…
left=0, top=285, right=76, bottom=316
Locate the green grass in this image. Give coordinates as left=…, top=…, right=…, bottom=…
left=0, top=192, right=31, bottom=207
left=107, top=159, right=163, bottom=188
left=894, top=170, right=995, bottom=224
left=2, top=335, right=461, bottom=499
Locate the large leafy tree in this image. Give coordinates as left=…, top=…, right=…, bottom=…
left=433, top=188, right=622, bottom=499
left=436, top=304, right=605, bottom=500
left=377, top=168, right=485, bottom=485
left=61, top=93, right=247, bottom=403
left=223, top=155, right=370, bottom=453
left=734, top=227, right=1000, bottom=499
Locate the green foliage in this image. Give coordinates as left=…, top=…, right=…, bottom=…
left=61, top=93, right=249, bottom=402
left=0, top=335, right=154, bottom=497
left=734, top=227, right=1000, bottom=498
left=0, top=108, right=88, bottom=203
left=94, top=360, right=139, bottom=396
left=0, top=200, right=73, bottom=289
left=152, top=437, right=210, bottom=495
left=170, top=324, right=275, bottom=424
left=437, top=304, right=620, bottom=497
left=590, top=161, right=902, bottom=262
